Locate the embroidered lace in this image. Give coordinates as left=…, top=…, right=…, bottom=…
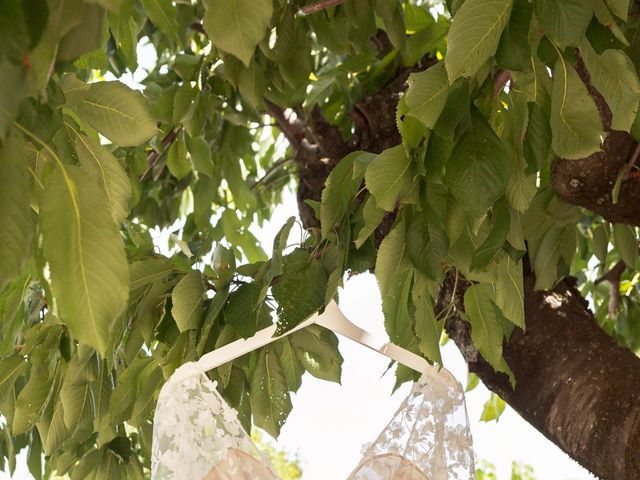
left=152, top=362, right=474, bottom=480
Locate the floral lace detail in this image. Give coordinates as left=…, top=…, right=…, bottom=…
left=347, top=366, right=475, bottom=480
left=152, top=362, right=474, bottom=480
left=151, top=363, right=275, bottom=480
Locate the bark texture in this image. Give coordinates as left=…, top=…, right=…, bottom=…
left=551, top=57, right=640, bottom=226
left=443, top=266, right=640, bottom=480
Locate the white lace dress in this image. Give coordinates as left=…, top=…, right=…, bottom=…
left=151, top=362, right=475, bottom=480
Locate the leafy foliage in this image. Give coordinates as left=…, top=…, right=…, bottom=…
left=0, top=0, right=639, bottom=476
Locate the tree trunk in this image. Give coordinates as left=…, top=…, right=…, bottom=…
left=443, top=266, right=640, bottom=480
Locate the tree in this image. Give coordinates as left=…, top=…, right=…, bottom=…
left=0, top=0, right=639, bottom=478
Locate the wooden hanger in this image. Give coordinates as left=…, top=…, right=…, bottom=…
left=195, top=300, right=430, bottom=374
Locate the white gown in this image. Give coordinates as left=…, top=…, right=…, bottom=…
left=151, top=362, right=475, bottom=480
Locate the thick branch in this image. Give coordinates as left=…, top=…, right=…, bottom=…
left=551, top=56, right=640, bottom=226
left=443, top=266, right=640, bottom=480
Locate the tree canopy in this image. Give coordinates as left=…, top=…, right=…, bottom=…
left=0, top=0, right=639, bottom=478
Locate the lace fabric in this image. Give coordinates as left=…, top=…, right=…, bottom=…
left=347, top=367, right=474, bottom=480
left=152, top=362, right=474, bottom=480
left=151, top=363, right=277, bottom=480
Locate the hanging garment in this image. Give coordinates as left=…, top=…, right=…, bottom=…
left=151, top=362, right=475, bottom=480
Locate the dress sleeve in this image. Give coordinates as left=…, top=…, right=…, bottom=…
left=348, top=366, right=475, bottom=480
left=151, top=362, right=276, bottom=480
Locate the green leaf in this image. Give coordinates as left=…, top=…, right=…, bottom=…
left=57, top=4, right=106, bottom=61
left=276, top=337, right=304, bottom=393
left=534, top=0, right=594, bottom=46
left=260, top=217, right=296, bottom=304
left=592, top=223, right=609, bottom=264
left=466, top=372, right=479, bottom=392
left=365, top=145, right=412, bottom=211
left=406, top=212, right=443, bottom=282
left=505, top=145, right=537, bottom=213
left=373, top=0, right=406, bottom=50
left=0, top=355, right=26, bottom=402
left=67, top=123, right=132, bottom=224
left=250, top=348, right=291, bottom=438
left=108, top=357, right=152, bottom=426
left=531, top=224, right=575, bottom=290
left=0, top=130, right=33, bottom=292
left=605, top=0, right=629, bottom=20
left=412, top=272, right=442, bottom=364
left=40, top=166, right=129, bottom=357
left=74, top=82, right=157, bottom=147
left=13, top=363, right=53, bottom=434
left=495, top=0, right=532, bottom=72
left=225, top=283, right=266, bottom=338
left=27, top=430, right=42, bottom=480
left=480, top=392, right=506, bottom=422
left=444, top=111, right=508, bottom=216
left=171, top=270, right=204, bottom=332
left=470, top=201, right=510, bottom=271
left=92, top=362, right=112, bottom=436
left=613, top=223, right=638, bottom=268
left=0, top=58, right=27, bottom=140
left=354, top=196, right=385, bottom=249
left=593, top=0, right=629, bottom=47
left=445, top=0, right=513, bottom=81
left=375, top=219, right=409, bottom=299
left=463, top=283, right=504, bottom=371
left=59, top=74, right=89, bottom=107
left=203, top=0, right=273, bottom=67
left=129, top=258, right=174, bottom=291
left=405, top=62, right=449, bottom=129
left=129, top=362, right=163, bottom=427
left=187, top=136, right=213, bottom=177
left=494, top=255, right=525, bottom=329
left=550, top=56, right=603, bottom=159
left=47, top=0, right=84, bottom=37
left=273, top=250, right=327, bottom=334
left=60, top=377, right=94, bottom=444
left=140, top=0, right=180, bottom=43
left=238, top=61, right=266, bottom=109
left=320, top=152, right=369, bottom=239
left=166, top=135, right=190, bottom=179
left=36, top=377, right=69, bottom=455
left=87, top=0, right=125, bottom=12
left=580, top=40, right=640, bottom=132
left=290, top=325, right=343, bottom=383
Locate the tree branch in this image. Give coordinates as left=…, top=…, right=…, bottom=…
left=141, top=127, right=181, bottom=180
left=300, top=0, right=345, bottom=15
left=442, top=265, right=640, bottom=480
left=551, top=56, right=640, bottom=226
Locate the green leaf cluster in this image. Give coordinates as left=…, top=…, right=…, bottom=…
left=0, top=0, right=639, bottom=474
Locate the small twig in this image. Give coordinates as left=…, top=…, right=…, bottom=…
left=626, top=142, right=640, bottom=178
left=190, top=22, right=206, bottom=34
left=595, top=260, right=626, bottom=285
left=140, top=127, right=181, bottom=180
left=612, top=142, right=640, bottom=203
left=264, top=99, right=306, bottom=147
left=300, top=0, right=344, bottom=14
left=493, top=70, right=512, bottom=99
left=595, top=260, right=626, bottom=321
left=251, top=157, right=294, bottom=191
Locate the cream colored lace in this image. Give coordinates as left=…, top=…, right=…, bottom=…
left=151, top=362, right=474, bottom=480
